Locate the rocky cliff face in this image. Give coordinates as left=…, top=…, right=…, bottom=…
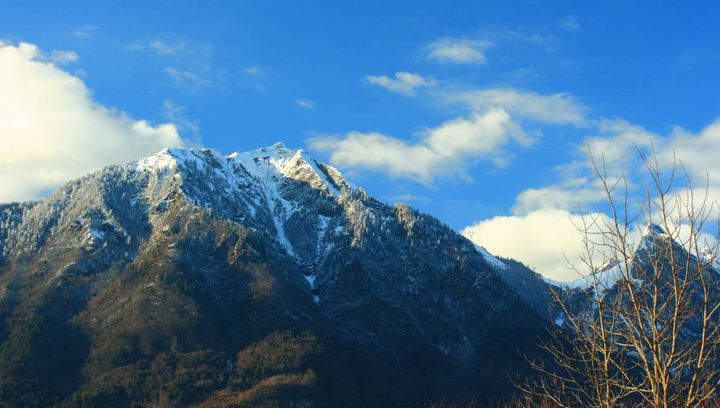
left=0, top=144, right=549, bottom=407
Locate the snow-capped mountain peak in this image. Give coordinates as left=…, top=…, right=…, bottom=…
left=133, top=146, right=199, bottom=172
left=641, top=222, right=668, bottom=238
left=134, top=143, right=349, bottom=200
left=122, top=144, right=358, bottom=263
left=230, top=142, right=350, bottom=196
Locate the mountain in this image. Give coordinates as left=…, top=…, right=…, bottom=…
left=549, top=222, right=720, bottom=339
left=0, top=144, right=551, bottom=407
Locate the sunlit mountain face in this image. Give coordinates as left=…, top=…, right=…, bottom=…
left=0, top=145, right=553, bottom=406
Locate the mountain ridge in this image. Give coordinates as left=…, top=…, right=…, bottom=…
left=0, top=143, right=552, bottom=407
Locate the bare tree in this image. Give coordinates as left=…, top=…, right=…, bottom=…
left=518, top=151, right=720, bottom=408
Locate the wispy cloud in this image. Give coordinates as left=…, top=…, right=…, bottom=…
left=511, top=182, right=605, bottom=215
left=508, top=119, right=660, bottom=216
left=72, top=25, right=98, bottom=38
left=446, top=88, right=589, bottom=126
left=148, top=39, right=185, bottom=55
left=125, top=38, right=211, bottom=57
left=506, top=67, right=542, bottom=81
left=125, top=37, right=223, bottom=91
left=365, top=72, right=434, bottom=95
left=163, top=100, right=200, bottom=142
left=294, top=99, right=315, bottom=110
left=244, top=66, right=262, bottom=75
left=21, top=46, right=81, bottom=66
left=389, top=193, right=430, bottom=203
left=504, top=30, right=559, bottom=52
left=426, top=38, right=494, bottom=64
left=559, top=15, right=582, bottom=32
left=165, top=67, right=214, bottom=91
left=48, top=50, right=79, bottom=65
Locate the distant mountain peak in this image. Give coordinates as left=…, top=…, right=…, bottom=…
left=642, top=222, right=667, bottom=238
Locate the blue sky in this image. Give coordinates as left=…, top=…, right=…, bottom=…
left=2, top=1, right=720, bottom=279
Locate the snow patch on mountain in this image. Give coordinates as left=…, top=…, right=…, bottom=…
left=127, top=143, right=355, bottom=261
left=304, top=274, right=316, bottom=289
left=566, top=260, right=628, bottom=293
left=134, top=143, right=349, bottom=201
left=701, top=245, right=720, bottom=272
left=229, top=142, right=349, bottom=197
left=134, top=147, right=205, bottom=173
left=472, top=244, right=507, bottom=270
left=642, top=223, right=668, bottom=238
left=133, top=148, right=181, bottom=172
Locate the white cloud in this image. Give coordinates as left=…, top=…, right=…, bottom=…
left=165, top=67, right=213, bottom=91
left=464, top=206, right=719, bottom=282
left=0, top=41, right=187, bottom=202
left=149, top=39, right=185, bottom=55
left=126, top=39, right=220, bottom=91
left=365, top=72, right=434, bottom=95
left=598, top=118, right=720, bottom=212
left=244, top=66, right=262, bottom=75
left=426, top=38, right=493, bottom=64
left=504, top=119, right=657, bottom=215
left=162, top=100, right=200, bottom=141
left=581, top=118, right=720, bottom=193
left=473, top=117, right=720, bottom=281
left=9, top=44, right=80, bottom=66
left=125, top=38, right=209, bottom=57
left=309, top=109, right=529, bottom=184
left=513, top=117, right=720, bottom=217
left=72, top=25, right=98, bottom=38
left=462, top=209, right=606, bottom=281
left=294, top=99, right=315, bottom=110
left=312, top=87, right=588, bottom=183
left=389, top=193, right=429, bottom=203
left=447, top=88, right=588, bottom=126
left=663, top=119, right=720, bottom=184
left=586, top=119, right=657, bottom=171
left=48, top=50, right=79, bottom=65
left=505, top=31, right=558, bottom=52
left=512, top=183, right=605, bottom=215
left=507, top=66, right=542, bottom=81
left=559, top=15, right=582, bottom=32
